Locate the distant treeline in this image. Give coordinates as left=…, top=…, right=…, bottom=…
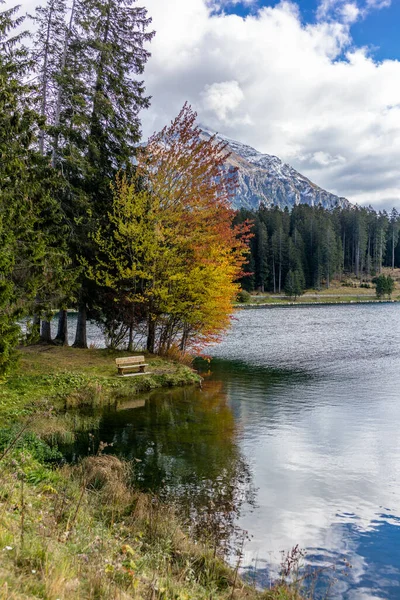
left=234, top=204, right=400, bottom=293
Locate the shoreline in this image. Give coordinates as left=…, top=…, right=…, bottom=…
left=236, top=298, right=399, bottom=309
left=0, top=345, right=201, bottom=426
left=0, top=346, right=305, bottom=599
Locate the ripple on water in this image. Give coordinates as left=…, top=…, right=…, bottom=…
left=64, top=304, right=400, bottom=600
left=207, top=304, right=400, bottom=599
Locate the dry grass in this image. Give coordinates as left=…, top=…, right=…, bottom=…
left=0, top=449, right=306, bottom=600
left=81, top=454, right=133, bottom=506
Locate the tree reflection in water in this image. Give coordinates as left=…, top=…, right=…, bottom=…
left=63, top=380, right=256, bottom=555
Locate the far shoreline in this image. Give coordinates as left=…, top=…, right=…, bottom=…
left=236, top=299, right=399, bottom=309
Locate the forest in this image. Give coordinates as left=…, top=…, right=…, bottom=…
left=235, top=204, right=400, bottom=295
left=0, top=0, right=250, bottom=375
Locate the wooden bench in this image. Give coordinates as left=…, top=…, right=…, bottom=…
left=115, top=356, right=148, bottom=377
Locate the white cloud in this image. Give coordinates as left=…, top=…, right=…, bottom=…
left=366, top=0, right=391, bottom=8
left=141, top=0, right=400, bottom=209
left=7, top=0, right=399, bottom=210
left=201, top=80, right=252, bottom=125
left=340, top=2, right=361, bottom=23
left=309, top=151, right=346, bottom=166
left=317, top=0, right=390, bottom=24
left=212, top=0, right=258, bottom=5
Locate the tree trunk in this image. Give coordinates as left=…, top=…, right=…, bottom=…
left=32, top=314, right=41, bottom=341
left=342, top=230, right=345, bottom=269
left=40, top=319, right=53, bottom=343
left=272, top=258, right=276, bottom=294
left=73, top=304, right=87, bottom=348
left=147, top=318, right=156, bottom=354
left=180, top=325, right=189, bottom=352
left=55, top=310, right=69, bottom=346
left=392, top=231, right=395, bottom=270
left=128, top=319, right=134, bottom=352
left=278, top=262, right=282, bottom=294
left=355, top=241, right=360, bottom=278
left=52, top=0, right=76, bottom=167
left=39, top=3, right=54, bottom=155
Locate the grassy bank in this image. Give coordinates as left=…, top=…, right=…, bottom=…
left=0, top=346, right=200, bottom=428
left=0, top=346, right=305, bottom=599
left=0, top=450, right=304, bottom=600
left=237, top=296, right=399, bottom=308
left=237, top=271, right=400, bottom=307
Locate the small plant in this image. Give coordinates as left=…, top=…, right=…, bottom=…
left=237, top=289, right=252, bottom=304
left=161, top=344, right=194, bottom=366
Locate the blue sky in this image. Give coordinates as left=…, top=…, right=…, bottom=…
left=222, top=0, right=400, bottom=62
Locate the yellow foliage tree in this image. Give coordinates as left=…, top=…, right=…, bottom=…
left=89, top=104, right=250, bottom=354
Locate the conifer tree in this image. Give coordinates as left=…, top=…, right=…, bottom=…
left=0, top=3, right=71, bottom=370
left=255, top=220, right=269, bottom=292
left=389, top=208, right=400, bottom=270
left=30, top=0, right=67, bottom=156
left=284, top=268, right=305, bottom=300
left=73, top=0, right=154, bottom=347
left=30, top=0, right=155, bottom=347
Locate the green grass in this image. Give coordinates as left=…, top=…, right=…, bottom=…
left=237, top=295, right=399, bottom=307
left=0, top=346, right=200, bottom=428
left=236, top=271, right=400, bottom=307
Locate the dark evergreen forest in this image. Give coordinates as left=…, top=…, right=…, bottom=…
left=234, top=205, right=400, bottom=294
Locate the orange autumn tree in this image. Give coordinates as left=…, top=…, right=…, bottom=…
left=89, top=104, right=250, bottom=354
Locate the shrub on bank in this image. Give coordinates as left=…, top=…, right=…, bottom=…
left=237, top=290, right=252, bottom=304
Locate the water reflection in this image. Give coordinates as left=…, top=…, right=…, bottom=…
left=249, top=517, right=400, bottom=599
left=64, top=381, right=256, bottom=550
left=62, top=304, right=400, bottom=598
left=207, top=305, right=400, bottom=599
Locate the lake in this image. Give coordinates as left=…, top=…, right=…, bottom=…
left=64, top=304, right=400, bottom=599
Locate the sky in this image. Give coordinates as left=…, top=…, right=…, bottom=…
left=11, top=0, right=400, bottom=209
left=138, top=0, right=400, bottom=210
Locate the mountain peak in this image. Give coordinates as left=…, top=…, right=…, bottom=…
left=199, top=128, right=349, bottom=211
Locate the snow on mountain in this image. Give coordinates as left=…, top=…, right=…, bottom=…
left=200, top=128, right=349, bottom=211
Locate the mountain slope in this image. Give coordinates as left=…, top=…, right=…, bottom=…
left=200, top=129, right=349, bottom=211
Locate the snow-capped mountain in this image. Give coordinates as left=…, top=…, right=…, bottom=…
left=200, top=129, right=349, bottom=211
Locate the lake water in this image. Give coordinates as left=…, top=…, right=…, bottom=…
left=65, top=304, right=400, bottom=599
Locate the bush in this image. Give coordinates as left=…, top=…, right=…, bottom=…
left=372, top=274, right=395, bottom=298
left=0, top=428, right=62, bottom=463
left=237, top=289, right=252, bottom=303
